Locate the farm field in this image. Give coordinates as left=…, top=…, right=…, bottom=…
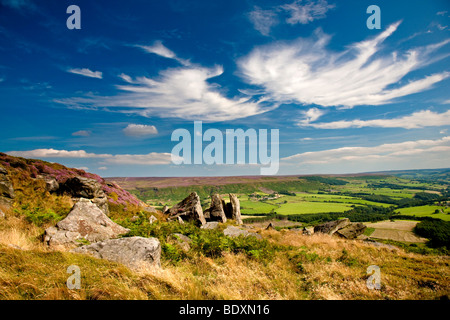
left=396, top=205, right=450, bottom=221
left=365, top=220, right=428, bottom=243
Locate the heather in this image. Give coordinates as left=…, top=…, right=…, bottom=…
left=0, top=152, right=142, bottom=220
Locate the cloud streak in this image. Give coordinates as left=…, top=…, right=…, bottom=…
left=6, top=149, right=174, bottom=165
left=239, top=22, right=450, bottom=108
left=300, top=109, right=450, bottom=129
left=67, top=68, right=103, bottom=79
left=282, top=136, right=450, bottom=165
left=58, top=45, right=276, bottom=122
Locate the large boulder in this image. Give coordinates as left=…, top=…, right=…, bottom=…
left=44, top=198, right=129, bottom=248
left=314, top=218, right=351, bottom=235
left=204, top=194, right=227, bottom=223
left=0, top=165, right=15, bottom=206
left=335, top=222, right=366, bottom=239
left=167, top=192, right=206, bottom=226
left=60, top=176, right=109, bottom=215
left=72, top=236, right=161, bottom=270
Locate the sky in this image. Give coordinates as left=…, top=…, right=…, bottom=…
left=0, top=0, right=449, bottom=177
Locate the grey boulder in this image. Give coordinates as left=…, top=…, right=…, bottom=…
left=72, top=236, right=161, bottom=270
left=223, top=226, right=262, bottom=239
left=44, top=198, right=129, bottom=248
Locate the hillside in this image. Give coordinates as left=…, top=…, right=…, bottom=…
left=0, top=154, right=449, bottom=300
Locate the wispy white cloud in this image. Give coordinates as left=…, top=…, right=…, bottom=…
left=282, top=136, right=450, bottom=165
left=248, top=0, right=334, bottom=35
left=300, top=109, right=450, bottom=129
left=239, top=22, right=450, bottom=108
left=67, top=68, right=103, bottom=79
left=123, top=124, right=158, bottom=136
left=7, top=148, right=110, bottom=159
left=281, top=0, right=335, bottom=25
left=6, top=149, right=174, bottom=165
left=58, top=46, right=276, bottom=121
left=248, top=6, right=279, bottom=36
left=298, top=107, right=325, bottom=126
left=72, top=130, right=91, bottom=137
left=136, top=41, right=190, bottom=66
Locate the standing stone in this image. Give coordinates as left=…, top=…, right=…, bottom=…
left=167, top=192, right=206, bottom=226
left=228, top=194, right=242, bottom=225
left=72, top=236, right=161, bottom=270
left=206, top=194, right=227, bottom=223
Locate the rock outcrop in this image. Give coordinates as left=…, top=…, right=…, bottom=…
left=313, top=218, right=366, bottom=240
left=335, top=222, right=367, bottom=239
left=167, top=192, right=206, bottom=226
left=0, top=165, right=15, bottom=206
left=59, top=176, right=109, bottom=215
left=204, top=194, right=227, bottom=223
left=227, top=194, right=242, bottom=225
left=72, top=236, right=161, bottom=270
left=314, top=218, right=351, bottom=235
left=44, top=198, right=129, bottom=248
left=36, top=174, right=59, bottom=192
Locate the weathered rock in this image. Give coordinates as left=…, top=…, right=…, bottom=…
left=149, top=215, right=158, bottom=224
left=72, top=236, right=161, bottom=270
left=302, top=227, right=312, bottom=236
left=0, top=208, right=5, bottom=219
left=167, top=192, right=206, bottom=226
left=60, top=176, right=109, bottom=215
left=314, top=218, right=351, bottom=235
left=228, top=194, right=242, bottom=225
left=171, top=233, right=192, bottom=252
left=335, top=222, right=366, bottom=239
left=201, top=221, right=220, bottom=230
left=162, top=205, right=169, bottom=214
left=205, top=194, right=227, bottom=223
left=223, top=226, right=262, bottom=239
left=177, top=216, right=185, bottom=224
left=130, top=215, right=139, bottom=222
left=0, top=165, right=15, bottom=206
left=36, top=174, right=59, bottom=192
left=44, top=198, right=129, bottom=248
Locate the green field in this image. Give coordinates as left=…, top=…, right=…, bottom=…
left=275, top=201, right=356, bottom=215
left=396, top=205, right=450, bottom=221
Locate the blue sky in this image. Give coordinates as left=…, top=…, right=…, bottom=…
left=0, top=0, right=449, bottom=177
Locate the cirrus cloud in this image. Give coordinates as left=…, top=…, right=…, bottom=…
left=239, top=22, right=450, bottom=108
left=300, top=109, right=450, bottom=129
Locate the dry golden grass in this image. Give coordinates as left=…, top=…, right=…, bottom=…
left=0, top=213, right=449, bottom=300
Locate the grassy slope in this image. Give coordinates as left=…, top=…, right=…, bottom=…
left=1, top=213, right=449, bottom=300
left=1, top=158, right=449, bottom=300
